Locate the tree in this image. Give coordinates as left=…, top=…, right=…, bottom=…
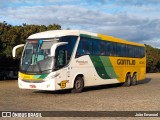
left=145, top=44, right=160, bottom=73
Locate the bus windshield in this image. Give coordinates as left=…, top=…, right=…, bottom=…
left=20, top=36, right=78, bottom=74
left=20, top=39, right=57, bottom=74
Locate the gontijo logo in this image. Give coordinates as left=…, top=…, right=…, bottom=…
left=117, top=59, right=136, bottom=65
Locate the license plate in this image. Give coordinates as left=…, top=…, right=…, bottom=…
left=29, top=85, right=36, bottom=88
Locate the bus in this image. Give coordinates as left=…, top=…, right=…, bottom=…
left=12, top=30, right=146, bottom=93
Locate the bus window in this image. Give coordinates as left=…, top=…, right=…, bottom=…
left=57, top=50, right=66, bottom=67
left=92, top=40, right=101, bottom=55
left=137, top=47, right=140, bottom=58
left=121, top=44, right=125, bottom=57
left=60, top=36, right=77, bottom=61
left=125, top=45, right=129, bottom=57
left=105, top=41, right=110, bottom=56
left=101, top=41, right=105, bottom=55
left=129, top=45, right=133, bottom=57
left=55, top=45, right=67, bottom=69
left=76, top=37, right=92, bottom=57
left=135, top=46, right=139, bottom=58
left=110, top=42, right=116, bottom=56
left=116, top=43, right=120, bottom=57
left=85, top=38, right=92, bottom=54
left=140, top=47, right=145, bottom=58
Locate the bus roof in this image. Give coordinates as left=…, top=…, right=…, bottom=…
left=28, top=30, right=96, bottom=39
left=28, top=30, right=144, bottom=47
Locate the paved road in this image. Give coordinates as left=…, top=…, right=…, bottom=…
left=0, top=73, right=160, bottom=119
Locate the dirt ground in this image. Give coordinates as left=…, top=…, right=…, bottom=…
left=0, top=73, right=159, bottom=120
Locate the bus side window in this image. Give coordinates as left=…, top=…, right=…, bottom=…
left=56, top=49, right=68, bottom=68
left=113, top=43, right=117, bottom=56
left=129, top=45, right=132, bottom=57
left=125, top=45, right=129, bottom=57
left=76, top=37, right=92, bottom=57
left=105, top=42, right=110, bottom=56
left=140, top=47, right=145, bottom=58
left=134, top=46, right=138, bottom=58
left=55, top=45, right=68, bottom=68
left=57, top=50, right=65, bottom=66
left=137, top=47, right=140, bottom=58
left=142, top=47, right=145, bottom=57
left=116, top=43, right=120, bottom=56
left=110, top=42, right=115, bottom=56
left=92, top=40, right=101, bottom=55
left=60, top=36, right=78, bottom=61
left=121, top=44, right=125, bottom=57
left=76, top=39, right=84, bottom=57
left=85, top=38, right=92, bottom=55
left=101, top=41, right=105, bottom=55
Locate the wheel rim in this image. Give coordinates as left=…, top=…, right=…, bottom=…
left=75, top=80, right=82, bottom=89
left=127, top=76, right=131, bottom=84
left=132, top=75, right=137, bottom=84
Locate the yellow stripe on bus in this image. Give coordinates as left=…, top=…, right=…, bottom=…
left=19, top=72, right=42, bottom=80
left=98, top=34, right=145, bottom=47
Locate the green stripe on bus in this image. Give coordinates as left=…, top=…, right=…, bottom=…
left=33, top=74, right=48, bottom=80
left=100, top=56, right=118, bottom=79
left=39, top=74, right=48, bottom=79
left=89, top=55, right=118, bottom=79
left=89, top=55, right=110, bottom=79
left=80, top=34, right=100, bottom=40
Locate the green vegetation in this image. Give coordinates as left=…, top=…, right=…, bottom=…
left=145, top=44, right=160, bottom=73
left=0, top=22, right=160, bottom=73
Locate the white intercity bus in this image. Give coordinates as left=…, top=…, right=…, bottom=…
left=12, top=30, right=146, bottom=93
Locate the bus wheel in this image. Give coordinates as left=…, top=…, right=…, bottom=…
left=123, top=74, right=131, bottom=87
left=71, top=76, right=84, bottom=93
left=131, top=73, right=137, bottom=86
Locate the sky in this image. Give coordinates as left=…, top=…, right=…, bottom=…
left=0, top=0, right=160, bottom=48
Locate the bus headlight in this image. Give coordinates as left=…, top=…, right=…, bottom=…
left=44, top=73, right=60, bottom=81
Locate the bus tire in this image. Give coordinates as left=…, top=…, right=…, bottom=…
left=131, top=73, right=137, bottom=86
left=71, top=76, right=84, bottom=93
left=123, top=74, right=131, bottom=87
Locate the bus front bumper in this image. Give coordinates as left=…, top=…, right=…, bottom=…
left=18, top=78, right=55, bottom=91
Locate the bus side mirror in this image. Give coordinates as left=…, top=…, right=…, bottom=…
left=50, top=42, right=68, bottom=56
left=12, top=44, right=24, bottom=58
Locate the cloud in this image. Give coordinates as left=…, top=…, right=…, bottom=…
left=0, top=1, right=160, bottom=48
left=142, top=39, right=160, bottom=48
left=95, top=0, right=160, bottom=6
